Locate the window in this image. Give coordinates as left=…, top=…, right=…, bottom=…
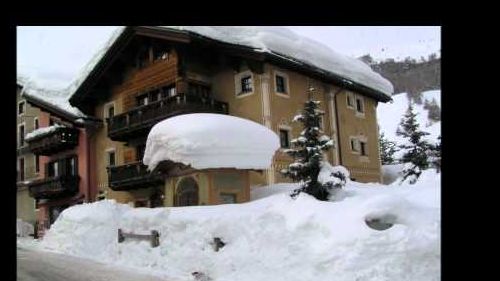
left=47, top=161, right=59, bottom=177
left=346, top=93, right=354, bottom=108
left=350, top=138, right=359, bottom=152
left=136, top=94, right=148, bottom=106
left=356, top=97, right=364, bottom=113
left=275, top=75, right=286, bottom=93
left=18, top=158, right=25, bottom=181
left=18, top=124, right=25, bottom=147
left=241, top=76, right=252, bottom=93
left=161, top=85, right=176, bottom=98
left=220, top=193, right=237, bottom=204
left=107, top=150, right=116, bottom=166
left=35, top=155, right=40, bottom=174
left=108, top=105, right=114, bottom=118
left=18, top=101, right=25, bottom=115
left=149, top=89, right=160, bottom=102
left=235, top=71, right=254, bottom=97
left=153, top=47, right=169, bottom=61
left=360, top=141, right=367, bottom=156
left=279, top=129, right=290, bottom=148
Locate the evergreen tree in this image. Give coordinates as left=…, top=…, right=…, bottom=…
left=429, top=136, right=441, bottom=173
left=396, top=103, right=431, bottom=183
left=280, top=87, right=337, bottom=201
left=379, top=132, right=398, bottom=165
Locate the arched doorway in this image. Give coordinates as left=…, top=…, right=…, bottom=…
left=175, top=177, right=199, bottom=206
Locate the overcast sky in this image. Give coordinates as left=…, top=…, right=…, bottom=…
left=17, top=26, right=440, bottom=90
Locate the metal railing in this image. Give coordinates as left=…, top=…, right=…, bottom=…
left=107, top=161, right=163, bottom=190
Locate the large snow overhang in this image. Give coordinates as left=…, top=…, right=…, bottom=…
left=143, top=113, right=280, bottom=171
left=69, top=26, right=393, bottom=109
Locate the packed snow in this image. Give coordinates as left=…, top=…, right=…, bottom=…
left=20, top=80, right=87, bottom=118
left=24, top=124, right=63, bottom=141
left=377, top=90, right=441, bottom=159
left=143, top=113, right=280, bottom=171
left=26, top=167, right=440, bottom=281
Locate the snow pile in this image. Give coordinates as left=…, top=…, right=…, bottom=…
left=164, top=26, right=393, bottom=97
left=25, top=124, right=63, bottom=141
left=143, top=113, right=280, bottom=171
left=16, top=219, right=34, bottom=237
left=377, top=90, right=441, bottom=158
left=38, top=169, right=440, bottom=281
left=381, top=164, right=405, bottom=184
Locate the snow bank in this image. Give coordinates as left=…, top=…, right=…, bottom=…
left=143, top=113, right=280, bottom=171
left=16, top=219, right=34, bottom=237
left=25, top=124, right=63, bottom=141
left=38, top=169, right=440, bottom=281
left=377, top=90, right=441, bottom=158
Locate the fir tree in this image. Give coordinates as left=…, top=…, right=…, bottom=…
left=396, top=103, right=431, bottom=183
left=379, top=132, right=398, bottom=165
left=429, top=135, right=441, bottom=173
left=280, top=87, right=338, bottom=201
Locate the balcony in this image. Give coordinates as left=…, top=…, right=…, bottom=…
left=26, top=126, right=79, bottom=156
left=107, top=93, right=229, bottom=141
left=28, top=174, right=80, bottom=199
left=107, top=161, right=164, bottom=191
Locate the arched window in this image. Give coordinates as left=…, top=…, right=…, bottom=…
left=175, top=177, right=199, bottom=206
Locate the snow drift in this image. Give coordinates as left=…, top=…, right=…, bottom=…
left=143, top=113, right=280, bottom=171
left=37, top=169, right=440, bottom=281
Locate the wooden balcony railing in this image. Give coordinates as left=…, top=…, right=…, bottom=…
left=28, top=174, right=79, bottom=199
left=26, top=127, right=79, bottom=156
left=106, top=93, right=229, bottom=141
left=107, top=161, right=163, bottom=191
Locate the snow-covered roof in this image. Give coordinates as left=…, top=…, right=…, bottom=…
left=25, top=124, right=64, bottom=142
left=143, top=113, right=280, bottom=171
left=20, top=78, right=88, bottom=120
left=164, top=26, right=393, bottom=97
left=69, top=26, right=393, bottom=104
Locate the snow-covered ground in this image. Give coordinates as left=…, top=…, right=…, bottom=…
left=20, top=168, right=440, bottom=281
left=377, top=90, right=441, bottom=159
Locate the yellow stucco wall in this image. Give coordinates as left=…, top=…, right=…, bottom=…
left=16, top=187, right=36, bottom=224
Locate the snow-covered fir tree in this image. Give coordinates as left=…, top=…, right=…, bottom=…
left=396, top=103, right=432, bottom=183
left=280, top=87, right=344, bottom=201
left=379, top=131, right=398, bottom=165
left=429, top=135, right=441, bottom=173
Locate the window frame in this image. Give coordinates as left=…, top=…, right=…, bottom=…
left=106, top=148, right=116, bottom=167
left=346, top=92, right=355, bottom=109
left=360, top=140, right=368, bottom=156
left=274, top=70, right=290, bottom=98
left=18, top=157, right=25, bottom=181
left=34, top=154, right=40, bottom=174
left=234, top=70, right=254, bottom=98
left=278, top=125, right=292, bottom=149
left=18, top=122, right=25, bottom=148
left=18, top=101, right=26, bottom=116
left=355, top=96, right=365, bottom=116
left=350, top=136, right=360, bottom=154
left=33, top=117, right=39, bottom=130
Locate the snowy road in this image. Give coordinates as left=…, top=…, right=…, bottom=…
left=17, top=248, right=170, bottom=281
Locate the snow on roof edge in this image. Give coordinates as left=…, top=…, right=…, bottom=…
left=67, top=26, right=393, bottom=103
